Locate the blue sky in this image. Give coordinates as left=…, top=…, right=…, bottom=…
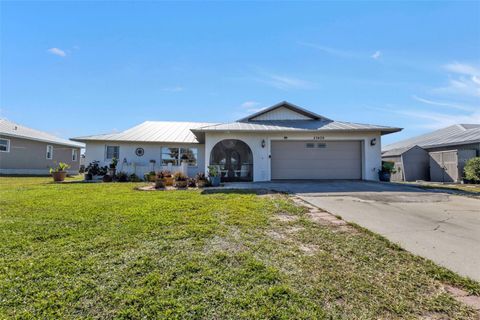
left=1, top=1, right=479, bottom=145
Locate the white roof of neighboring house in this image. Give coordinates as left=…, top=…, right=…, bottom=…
left=71, top=101, right=402, bottom=144
left=0, top=119, right=84, bottom=148
left=383, top=124, right=480, bottom=151
left=72, top=121, right=216, bottom=143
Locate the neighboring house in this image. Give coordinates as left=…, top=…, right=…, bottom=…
left=381, top=145, right=430, bottom=182
left=0, top=119, right=84, bottom=175
left=72, top=101, right=401, bottom=182
left=382, top=124, right=480, bottom=182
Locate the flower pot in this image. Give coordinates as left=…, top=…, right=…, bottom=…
left=163, top=177, right=174, bottom=186
left=174, top=180, right=188, bottom=188
left=210, top=176, right=220, bottom=187
left=197, top=179, right=207, bottom=188
left=378, top=172, right=391, bottom=182
left=52, top=171, right=67, bottom=182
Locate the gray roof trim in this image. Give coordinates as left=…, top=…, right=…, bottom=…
left=193, top=119, right=401, bottom=135
left=0, top=119, right=84, bottom=148
left=236, top=101, right=330, bottom=122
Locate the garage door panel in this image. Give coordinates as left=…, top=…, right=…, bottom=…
left=271, top=141, right=362, bottom=180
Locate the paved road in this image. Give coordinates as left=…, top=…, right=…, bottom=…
left=225, top=181, right=480, bottom=281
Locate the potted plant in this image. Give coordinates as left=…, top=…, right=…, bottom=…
left=173, top=172, right=188, bottom=189
left=109, top=157, right=118, bottom=176
left=161, top=170, right=174, bottom=186
left=195, top=172, right=207, bottom=188
left=208, top=165, right=220, bottom=187
left=85, top=161, right=108, bottom=180
left=378, top=162, right=396, bottom=182
left=50, top=162, right=70, bottom=182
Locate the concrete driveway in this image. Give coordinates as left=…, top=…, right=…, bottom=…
left=225, top=180, right=480, bottom=281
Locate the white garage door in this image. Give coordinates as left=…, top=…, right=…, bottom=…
left=271, top=140, right=362, bottom=179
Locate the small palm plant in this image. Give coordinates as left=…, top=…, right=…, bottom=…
left=50, top=162, right=71, bottom=182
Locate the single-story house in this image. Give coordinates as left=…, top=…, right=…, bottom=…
left=0, top=119, right=84, bottom=175
left=382, top=124, right=480, bottom=182
left=72, top=101, right=401, bottom=182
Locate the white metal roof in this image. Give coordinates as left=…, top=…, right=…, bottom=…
left=382, top=145, right=424, bottom=157
left=383, top=124, right=480, bottom=151
left=71, top=121, right=217, bottom=143
left=193, top=120, right=401, bottom=135
left=0, top=119, right=84, bottom=148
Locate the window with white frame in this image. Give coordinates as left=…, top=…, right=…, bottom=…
left=161, top=147, right=198, bottom=166
left=72, top=149, right=78, bottom=161
left=46, top=145, right=53, bottom=159
left=105, top=146, right=119, bottom=160
left=0, top=138, right=10, bottom=152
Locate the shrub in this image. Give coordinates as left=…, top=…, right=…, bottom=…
left=173, top=172, right=187, bottom=181
left=116, top=172, right=128, bottom=182
left=102, top=175, right=113, bottom=182
left=187, top=178, right=197, bottom=188
left=129, top=174, right=142, bottom=182
left=208, top=165, right=219, bottom=177
left=464, top=157, right=480, bottom=182
left=154, top=178, right=165, bottom=189
left=161, top=170, right=172, bottom=178
left=195, top=172, right=207, bottom=181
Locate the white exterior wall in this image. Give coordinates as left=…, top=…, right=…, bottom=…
left=204, top=131, right=382, bottom=182
left=84, top=141, right=205, bottom=178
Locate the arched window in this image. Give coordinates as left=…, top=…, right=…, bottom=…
left=210, top=139, right=253, bottom=182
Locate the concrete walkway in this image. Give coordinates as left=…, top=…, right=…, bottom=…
left=223, top=180, right=480, bottom=281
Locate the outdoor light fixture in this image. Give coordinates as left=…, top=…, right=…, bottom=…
left=370, top=138, right=377, bottom=146
left=261, top=139, right=266, bottom=148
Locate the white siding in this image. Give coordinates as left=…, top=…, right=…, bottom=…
left=204, top=131, right=382, bottom=182
left=251, top=107, right=312, bottom=121
left=84, top=141, right=205, bottom=178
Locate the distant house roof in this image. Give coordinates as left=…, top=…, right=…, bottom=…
left=383, top=124, right=480, bottom=151
left=71, top=121, right=216, bottom=144
left=382, top=145, right=424, bottom=157
left=0, top=119, right=84, bottom=148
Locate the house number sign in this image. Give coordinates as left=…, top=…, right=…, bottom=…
left=313, top=136, right=325, bottom=140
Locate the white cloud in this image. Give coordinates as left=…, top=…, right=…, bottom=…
left=371, top=51, right=382, bottom=60
left=257, top=73, right=313, bottom=90
left=239, top=101, right=265, bottom=113
left=412, top=95, right=476, bottom=111
left=396, top=109, right=480, bottom=129
left=298, top=42, right=355, bottom=59
left=435, top=62, right=480, bottom=97
left=444, top=62, right=480, bottom=76
left=161, top=86, right=184, bottom=92
left=47, top=48, right=66, bottom=57
left=240, top=101, right=260, bottom=109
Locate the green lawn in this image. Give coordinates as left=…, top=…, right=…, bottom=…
left=1, top=177, right=479, bottom=319
left=416, top=183, right=480, bottom=195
